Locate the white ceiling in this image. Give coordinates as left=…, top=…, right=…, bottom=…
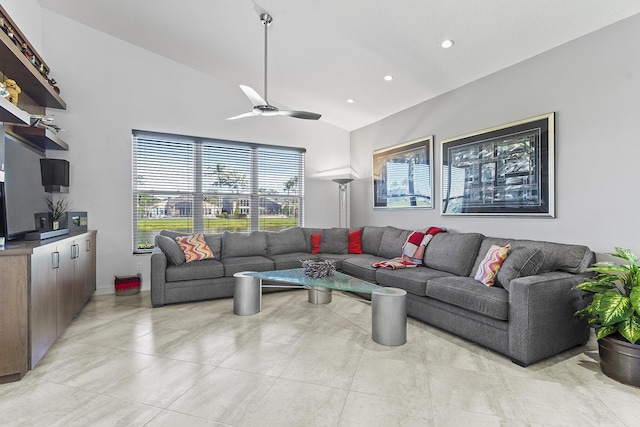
left=38, top=0, right=640, bottom=131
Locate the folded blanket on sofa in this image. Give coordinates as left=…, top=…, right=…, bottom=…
left=373, top=226, right=445, bottom=269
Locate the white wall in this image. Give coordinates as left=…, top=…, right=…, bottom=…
left=350, top=13, right=640, bottom=258
left=36, top=10, right=348, bottom=293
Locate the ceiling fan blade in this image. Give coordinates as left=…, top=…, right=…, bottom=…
left=226, top=111, right=260, bottom=120
left=278, top=110, right=322, bottom=120
left=239, top=85, right=267, bottom=106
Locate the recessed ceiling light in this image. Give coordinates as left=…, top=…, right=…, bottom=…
left=384, top=75, right=393, bottom=81
left=346, top=98, right=355, bottom=104
left=441, top=39, right=454, bottom=49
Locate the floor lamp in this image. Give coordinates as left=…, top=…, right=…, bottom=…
left=332, top=178, right=354, bottom=228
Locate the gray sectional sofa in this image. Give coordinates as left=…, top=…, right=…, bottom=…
left=151, top=226, right=594, bottom=366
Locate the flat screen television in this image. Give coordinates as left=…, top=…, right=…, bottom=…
left=1, top=135, right=49, bottom=240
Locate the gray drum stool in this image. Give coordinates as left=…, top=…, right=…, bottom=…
left=371, top=287, right=407, bottom=346
left=233, top=271, right=261, bottom=315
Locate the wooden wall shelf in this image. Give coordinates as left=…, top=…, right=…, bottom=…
left=0, top=29, right=66, bottom=109
left=5, top=124, right=68, bottom=151
left=0, top=95, right=29, bottom=124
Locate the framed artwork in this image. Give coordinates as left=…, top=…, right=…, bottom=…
left=441, top=113, right=555, bottom=217
left=373, top=136, right=434, bottom=209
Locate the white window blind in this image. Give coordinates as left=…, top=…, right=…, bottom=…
left=132, top=130, right=305, bottom=253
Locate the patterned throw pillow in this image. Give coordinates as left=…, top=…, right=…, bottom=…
left=175, top=233, right=215, bottom=263
left=474, top=244, right=511, bottom=286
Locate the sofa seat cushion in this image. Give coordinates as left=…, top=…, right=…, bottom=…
left=376, top=267, right=455, bottom=296
left=222, top=256, right=275, bottom=277
left=318, top=253, right=367, bottom=271
left=165, top=258, right=225, bottom=282
left=425, top=276, right=509, bottom=320
left=269, top=252, right=316, bottom=270
left=341, top=255, right=385, bottom=282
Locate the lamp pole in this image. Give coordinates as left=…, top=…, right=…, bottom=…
left=332, top=178, right=354, bottom=228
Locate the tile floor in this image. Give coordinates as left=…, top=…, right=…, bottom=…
left=1, top=290, right=638, bottom=426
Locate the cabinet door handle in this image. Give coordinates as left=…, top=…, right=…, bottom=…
left=52, top=251, right=60, bottom=269
left=86, top=240, right=91, bottom=251
left=71, top=244, right=77, bottom=259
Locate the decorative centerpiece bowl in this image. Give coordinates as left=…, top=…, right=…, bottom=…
left=301, top=259, right=336, bottom=278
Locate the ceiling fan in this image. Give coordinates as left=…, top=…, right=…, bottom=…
left=227, top=13, right=321, bottom=121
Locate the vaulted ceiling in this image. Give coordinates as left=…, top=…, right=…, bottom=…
left=38, top=0, right=640, bottom=131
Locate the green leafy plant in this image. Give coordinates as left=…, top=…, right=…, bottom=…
left=46, top=196, right=70, bottom=221
left=575, top=247, right=640, bottom=344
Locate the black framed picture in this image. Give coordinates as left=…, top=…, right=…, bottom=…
left=373, top=136, right=434, bottom=209
left=441, top=113, right=555, bottom=217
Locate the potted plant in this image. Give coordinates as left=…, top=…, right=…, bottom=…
left=575, top=247, right=640, bottom=387
left=46, top=196, right=70, bottom=230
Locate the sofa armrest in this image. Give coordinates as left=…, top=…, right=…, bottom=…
left=151, top=247, right=168, bottom=307
left=507, top=272, right=591, bottom=366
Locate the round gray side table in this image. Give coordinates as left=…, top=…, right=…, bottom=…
left=371, top=287, right=407, bottom=346
left=233, top=271, right=261, bottom=315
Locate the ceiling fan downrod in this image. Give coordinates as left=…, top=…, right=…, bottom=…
left=260, top=13, right=273, bottom=104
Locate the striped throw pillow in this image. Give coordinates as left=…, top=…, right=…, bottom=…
left=176, top=233, right=215, bottom=263
left=474, top=244, right=511, bottom=286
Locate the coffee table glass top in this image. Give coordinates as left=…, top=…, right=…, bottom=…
left=245, top=269, right=393, bottom=294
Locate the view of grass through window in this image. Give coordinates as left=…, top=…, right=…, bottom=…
left=132, top=131, right=305, bottom=252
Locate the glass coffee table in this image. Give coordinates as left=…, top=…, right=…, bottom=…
left=233, top=269, right=407, bottom=346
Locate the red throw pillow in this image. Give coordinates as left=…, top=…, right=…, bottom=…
left=348, top=229, right=363, bottom=254
left=311, top=233, right=322, bottom=254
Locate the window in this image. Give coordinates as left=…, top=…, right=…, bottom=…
left=132, top=130, right=305, bottom=253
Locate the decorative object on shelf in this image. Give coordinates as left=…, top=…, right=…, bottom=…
left=31, top=114, right=66, bottom=133
left=46, top=196, right=70, bottom=230
left=0, top=81, right=9, bottom=98
left=7, top=26, right=17, bottom=45
left=301, top=259, right=336, bottom=278
left=575, top=247, right=640, bottom=387
left=0, top=5, right=57, bottom=94
left=373, top=136, right=434, bottom=209
left=332, top=178, right=353, bottom=227
left=441, top=113, right=555, bottom=217
left=3, top=78, right=21, bottom=105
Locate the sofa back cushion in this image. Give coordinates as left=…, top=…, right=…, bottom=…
left=513, top=239, right=594, bottom=274
left=302, top=227, right=322, bottom=252
left=156, top=235, right=186, bottom=265
left=377, top=226, right=412, bottom=259
left=266, top=227, right=308, bottom=255
left=222, top=231, right=267, bottom=258
left=495, top=246, right=544, bottom=288
left=423, top=232, right=484, bottom=276
left=471, top=236, right=593, bottom=277
left=320, top=228, right=349, bottom=254
left=158, top=229, right=222, bottom=259
left=361, top=226, right=386, bottom=255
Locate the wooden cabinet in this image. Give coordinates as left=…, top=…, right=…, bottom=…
left=0, top=255, right=29, bottom=383
left=30, top=245, right=59, bottom=369
left=0, top=231, right=96, bottom=382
